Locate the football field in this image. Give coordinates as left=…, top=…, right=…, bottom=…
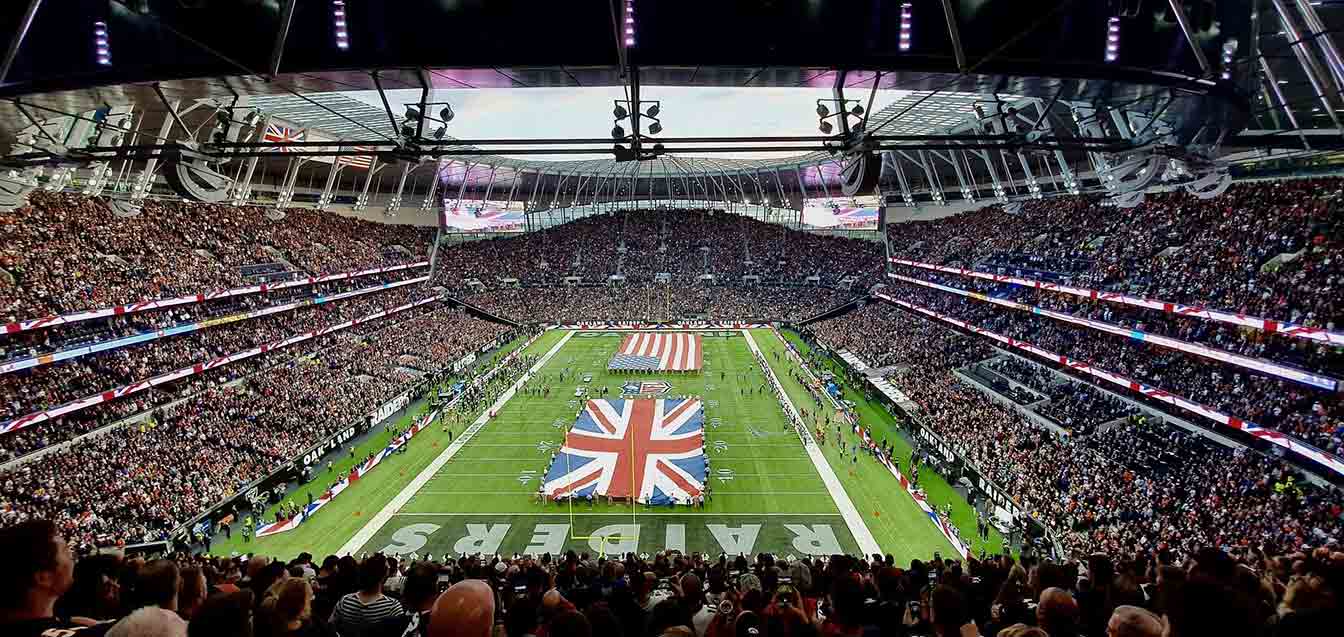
left=217, top=328, right=1002, bottom=561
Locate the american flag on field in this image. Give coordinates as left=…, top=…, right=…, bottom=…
left=262, top=123, right=306, bottom=152
left=542, top=398, right=706, bottom=505
left=608, top=333, right=703, bottom=372
left=336, top=146, right=376, bottom=169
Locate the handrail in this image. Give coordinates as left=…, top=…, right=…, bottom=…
left=872, top=292, right=1344, bottom=478
left=2, top=261, right=430, bottom=335
left=889, top=258, right=1344, bottom=346
left=888, top=272, right=1340, bottom=391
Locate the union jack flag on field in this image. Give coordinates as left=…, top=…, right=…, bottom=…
left=608, top=333, right=703, bottom=372
left=262, top=123, right=306, bottom=152
left=542, top=398, right=706, bottom=505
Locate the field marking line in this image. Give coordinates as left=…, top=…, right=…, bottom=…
left=392, top=512, right=847, bottom=517
left=741, top=329, right=883, bottom=556
left=338, top=329, right=576, bottom=555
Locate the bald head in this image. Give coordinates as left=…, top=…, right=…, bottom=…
left=1037, top=587, right=1079, bottom=637
left=680, top=572, right=702, bottom=598
left=1107, top=605, right=1162, bottom=637
left=430, top=579, right=495, bottom=637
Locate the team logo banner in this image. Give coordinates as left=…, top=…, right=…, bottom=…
left=542, top=398, right=705, bottom=505
left=621, top=380, right=672, bottom=395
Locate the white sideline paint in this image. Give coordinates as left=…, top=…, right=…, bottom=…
left=740, top=329, right=882, bottom=556
left=339, top=330, right=576, bottom=555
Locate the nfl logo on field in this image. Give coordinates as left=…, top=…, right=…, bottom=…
left=622, top=380, right=672, bottom=395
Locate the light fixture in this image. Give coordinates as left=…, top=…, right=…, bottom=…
left=850, top=104, right=864, bottom=116
left=433, top=125, right=446, bottom=140
left=819, top=120, right=834, bottom=134
left=816, top=103, right=830, bottom=117
left=645, top=103, right=660, bottom=117
left=94, top=21, right=111, bottom=66
left=332, top=1, right=349, bottom=51
left=614, top=104, right=628, bottom=119
left=1221, top=38, right=1238, bottom=80
left=439, top=105, right=454, bottom=122
left=612, top=125, right=625, bottom=139
left=648, top=121, right=662, bottom=135
left=899, top=3, right=912, bottom=52
left=1105, top=17, right=1120, bottom=63
left=405, top=106, right=421, bottom=120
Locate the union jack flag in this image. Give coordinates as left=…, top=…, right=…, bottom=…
left=262, top=123, right=306, bottom=152
left=542, top=398, right=706, bottom=505
left=609, top=333, right=703, bottom=371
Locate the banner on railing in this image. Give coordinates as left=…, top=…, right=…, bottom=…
left=3, top=261, right=430, bottom=335
left=889, top=273, right=1339, bottom=391
left=889, top=258, right=1344, bottom=347
left=873, top=292, right=1344, bottom=478
left=368, top=394, right=411, bottom=426
left=256, top=409, right=440, bottom=538
left=0, top=297, right=442, bottom=436
left=0, top=277, right=427, bottom=375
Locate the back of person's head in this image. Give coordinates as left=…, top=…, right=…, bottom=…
left=550, top=610, right=593, bottom=637
left=271, top=578, right=312, bottom=627
left=582, top=602, right=621, bottom=637
left=188, top=591, right=254, bottom=637
left=357, top=553, right=390, bottom=593
left=402, top=564, right=441, bottom=612
left=506, top=598, right=539, bottom=637
left=647, top=598, right=686, bottom=636
left=1036, top=587, right=1079, bottom=637
left=138, top=559, right=182, bottom=611
left=994, top=624, right=1047, bottom=637
left=0, top=519, right=71, bottom=614
left=179, top=566, right=207, bottom=619
left=929, top=585, right=968, bottom=637
left=429, top=579, right=495, bottom=637
left=1106, top=605, right=1161, bottom=637
left=827, top=573, right=864, bottom=626
left=57, top=552, right=123, bottom=620
left=107, top=606, right=188, bottom=637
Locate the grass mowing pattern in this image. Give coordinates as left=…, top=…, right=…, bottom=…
left=211, top=329, right=997, bottom=562
left=774, top=329, right=1006, bottom=558
left=358, top=331, right=860, bottom=557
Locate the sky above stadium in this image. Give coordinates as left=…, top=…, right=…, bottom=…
left=345, top=86, right=911, bottom=161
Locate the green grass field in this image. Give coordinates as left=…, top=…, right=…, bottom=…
left=216, top=328, right=997, bottom=562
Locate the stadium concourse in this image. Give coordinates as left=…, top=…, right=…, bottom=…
left=0, top=181, right=1343, bottom=637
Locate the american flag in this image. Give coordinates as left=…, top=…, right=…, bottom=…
left=542, top=398, right=706, bottom=504
left=337, top=146, right=376, bottom=169
left=608, top=333, right=703, bottom=372
left=262, top=123, right=306, bottom=152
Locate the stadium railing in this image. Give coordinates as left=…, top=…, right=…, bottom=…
left=871, top=291, right=1344, bottom=478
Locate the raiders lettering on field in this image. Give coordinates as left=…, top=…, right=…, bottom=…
left=378, top=522, right=845, bottom=556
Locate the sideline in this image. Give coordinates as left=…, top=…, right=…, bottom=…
left=740, top=329, right=882, bottom=556
left=339, top=330, right=576, bottom=554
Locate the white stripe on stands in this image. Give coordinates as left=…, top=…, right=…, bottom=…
left=339, top=329, right=575, bottom=555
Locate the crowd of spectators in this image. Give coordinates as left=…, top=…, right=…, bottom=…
left=0, top=284, right=438, bottom=462
left=886, top=179, right=1342, bottom=334
left=805, top=303, right=994, bottom=370
left=5, top=517, right=1342, bottom=637
left=464, top=284, right=857, bottom=324
left=808, top=303, right=1344, bottom=564
left=0, top=192, right=431, bottom=320
left=0, top=304, right=507, bottom=548
left=881, top=280, right=1344, bottom=455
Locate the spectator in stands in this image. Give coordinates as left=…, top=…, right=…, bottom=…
left=429, top=579, right=495, bottom=637
left=329, top=554, right=402, bottom=637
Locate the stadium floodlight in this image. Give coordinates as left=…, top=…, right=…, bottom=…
left=645, top=103, right=660, bottom=118
left=433, top=125, right=447, bottom=140
left=612, top=124, right=626, bottom=139
left=94, top=21, right=111, bottom=66
left=899, top=3, right=912, bottom=52
left=614, top=104, right=628, bottom=119
left=648, top=121, right=662, bottom=135
left=850, top=104, right=864, bottom=116
left=439, top=105, right=455, bottom=122
left=332, top=1, right=349, bottom=50
left=405, top=106, right=421, bottom=120
left=1221, top=38, right=1238, bottom=80
left=1105, top=17, right=1121, bottom=63
left=816, top=103, right=830, bottom=117
left=819, top=120, right=834, bottom=134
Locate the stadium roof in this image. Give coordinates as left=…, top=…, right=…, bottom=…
left=241, top=89, right=989, bottom=176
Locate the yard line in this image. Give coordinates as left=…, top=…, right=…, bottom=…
left=338, top=330, right=576, bottom=555
left=742, top=329, right=882, bottom=556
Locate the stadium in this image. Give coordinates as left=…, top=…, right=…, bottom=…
left=0, top=1, right=1342, bottom=636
